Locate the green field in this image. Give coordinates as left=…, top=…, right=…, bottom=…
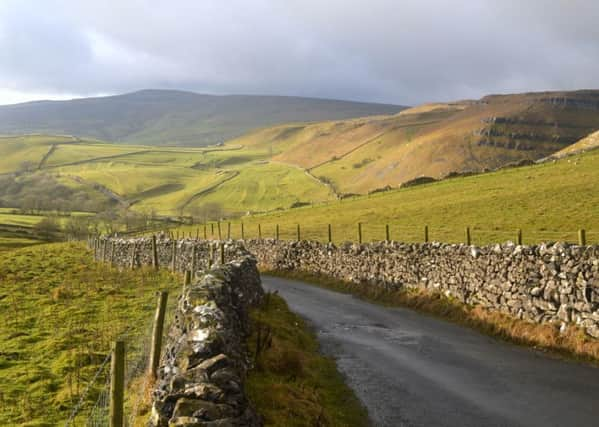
left=0, top=135, right=336, bottom=217
left=0, top=243, right=180, bottom=425
left=174, top=149, right=599, bottom=245
left=0, top=135, right=79, bottom=173
left=2, top=127, right=599, bottom=243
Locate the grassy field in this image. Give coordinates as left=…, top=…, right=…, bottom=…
left=174, top=149, right=599, bottom=245
left=0, top=236, right=43, bottom=252
left=0, top=134, right=338, bottom=216
left=185, top=162, right=335, bottom=214
left=0, top=135, right=79, bottom=174
left=0, top=212, right=52, bottom=251
left=0, top=243, right=180, bottom=426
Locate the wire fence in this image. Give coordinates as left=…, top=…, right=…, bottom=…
left=65, top=352, right=111, bottom=427
left=64, top=289, right=180, bottom=427
left=162, top=221, right=598, bottom=246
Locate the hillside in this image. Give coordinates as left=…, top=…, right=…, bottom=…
left=181, top=148, right=599, bottom=245
left=231, top=90, right=599, bottom=194
left=1, top=90, right=598, bottom=220
left=0, top=90, right=404, bottom=146
left=552, top=129, right=599, bottom=158
left=0, top=135, right=336, bottom=217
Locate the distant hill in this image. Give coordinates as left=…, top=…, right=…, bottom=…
left=0, top=90, right=405, bottom=146
left=231, top=90, right=599, bottom=194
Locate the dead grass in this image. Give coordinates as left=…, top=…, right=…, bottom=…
left=262, top=269, right=599, bottom=365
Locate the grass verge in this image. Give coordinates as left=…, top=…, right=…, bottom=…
left=262, top=269, right=599, bottom=366
left=245, top=292, right=370, bottom=427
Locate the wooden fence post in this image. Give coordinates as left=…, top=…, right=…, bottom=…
left=149, top=291, right=168, bottom=380
left=152, top=235, right=158, bottom=270
left=176, top=230, right=179, bottom=240
left=211, top=223, right=214, bottom=237
left=191, top=244, right=197, bottom=273
left=296, top=224, right=301, bottom=241
left=109, top=241, right=116, bottom=266
left=275, top=224, right=279, bottom=240
left=171, top=241, right=177, bottom=272
left=103, top=239, right=108, bottom=263
left=466, top=227, right=471, bottom=245
left=203, top=224, right=207, bottom=239
left=220, top=243, right=225, bottom=264
left=241, top=222, right=245, bottom=240
left=424, top=225, right=429, bottom=243
left=196, top=228, right=199, bottom=239
left=358, top=222, right=362, bottom=244
left=217, top=222, right=222, bottom=240
left=328, top=224, right=332, bottom=243
left=385, top=224, right=390, bottom=242
left=517, top=229, right=522, bottom=245
left=579, top=229, right=587, bottom=246
left=227, top=222, right=231, bottom=240
left=184, top=270, right=191, bottom=288
left=109, top=340, right=125, bottom=427
left=258, top=224, right=262, bottom=239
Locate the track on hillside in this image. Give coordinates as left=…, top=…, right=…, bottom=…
left=262, top=275, right=599, bottom=427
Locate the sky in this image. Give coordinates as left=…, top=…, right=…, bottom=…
left=1, top=0, right=598, bottom=106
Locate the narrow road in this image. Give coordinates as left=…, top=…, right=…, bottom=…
left=262, top=276, right=599, bottom=427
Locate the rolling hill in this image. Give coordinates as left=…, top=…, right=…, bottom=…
left=180, top=147, right=599, bottom=245
left=1, top=89, right=598, bottom=221
left=231, top=90, right=599, bottom=194
left=0, top=89, right=405, bottom=146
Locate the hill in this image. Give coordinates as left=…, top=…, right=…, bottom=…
left=0, top=135, right=336, bottom=218
left=0, top=90, right=405, bottom=146
left=1, top=90, right=598, bottom=221
left=180, top=148, right=599, bottom=245
left=231, top=90, right=599, bottom=194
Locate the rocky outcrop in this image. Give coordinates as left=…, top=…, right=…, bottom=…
left=244, top=239, right=599, bottom=339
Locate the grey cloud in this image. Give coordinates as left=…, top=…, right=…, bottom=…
left=1, top=0, right=598, bottom=105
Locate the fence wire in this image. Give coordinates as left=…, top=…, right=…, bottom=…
left=166, top=222, right=598, bottom=246
left=65, top=351, right=111, bottom=427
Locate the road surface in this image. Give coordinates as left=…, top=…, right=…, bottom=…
left=262, top=275, right=599, bottom=427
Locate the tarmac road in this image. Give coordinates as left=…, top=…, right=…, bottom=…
left=262, top=275, right=599, bottom=427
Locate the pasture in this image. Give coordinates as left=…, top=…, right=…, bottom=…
left=174, top=149, right=599, bottom=245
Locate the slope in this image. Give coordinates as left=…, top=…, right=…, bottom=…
left=552, top=129, right=599, bottom=158
left=231, top=90, right=599, bottom=194
left=195, top=148, right=599, bottom=245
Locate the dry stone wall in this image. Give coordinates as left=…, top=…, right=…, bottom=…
left=244, top=239, right=599, bottom=339
left=92, top=236, right=263, bottom=427
left=93, top=235, right=250, bottom=277
left=151, top=257, right=263, bottom=427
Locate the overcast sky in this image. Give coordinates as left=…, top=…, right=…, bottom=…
left=1, top=0, right=598, bottom=106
